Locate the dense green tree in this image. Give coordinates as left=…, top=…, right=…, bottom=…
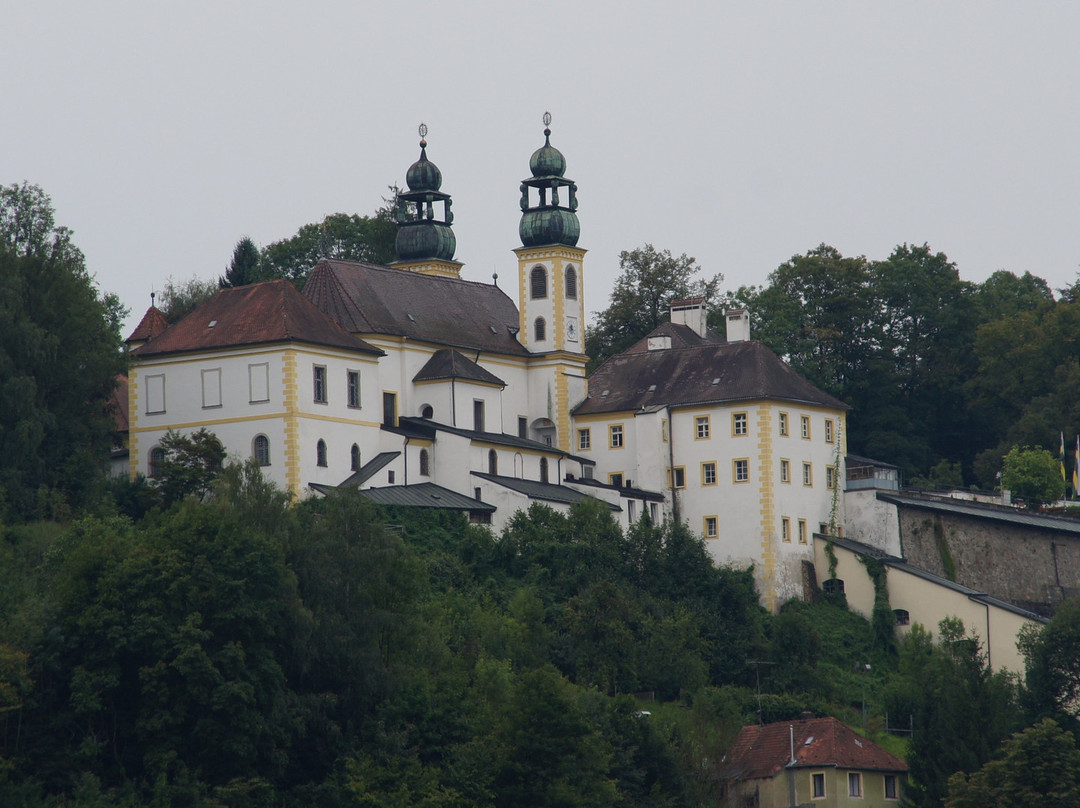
left=261, top=197, right=398, bottom=285
left=973, top=269, right=1055, bottom=322
left=945, top=718, right=1080, bottom=808
left=153, top=428, right=226, bottom=506
left=891, top=619, right=1022, bottom=808
left=1001, top=445, right=1065, bottom=506
left=586, top=244, right=722, bottom=369
left=157, top=274, right=218, bottom=322
left=0, top=183, right=127, bottom=519
left=219, top=236, right=262, bottom=288
left=1019, top=597, right=1080, bottom=729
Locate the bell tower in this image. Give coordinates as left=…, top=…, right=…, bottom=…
left=392, top=123, right=464, bottom=278
left=515, top=113, right=586, bottom=355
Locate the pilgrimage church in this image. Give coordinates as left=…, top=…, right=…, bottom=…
left=126, top=117, right=847, bottom=608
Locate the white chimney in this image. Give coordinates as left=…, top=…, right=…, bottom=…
left=669, top=297, right=708, bottom=337
left=726, top=308, right=750, bottom=343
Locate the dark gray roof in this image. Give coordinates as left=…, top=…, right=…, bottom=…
left=336, top=451, right=400, bottom=487
left=353, top=482, right=495, bottom=511
left=846, top=454, right=899, bottom=469
left=398, top=417, right=576, bottom=457
left=566, top=476, right=666, bottom=501
left=624, top=321, right=726, bottom=350
left=472, top=472, right=620, bottom=510
left=413, top=349, right=506, bottom=387
left=575, top=336, right=848, bottom=416
left=303, top=259, right=529, bottom=356
left=877, top=492, right=1080, bottom=536
left=825, top=535, right=1048, bottom=624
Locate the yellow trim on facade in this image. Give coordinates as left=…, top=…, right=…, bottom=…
left=576, top=426, right=592, bottom=451
left=554, top=361, right=571, bottom=451
left=732, top=457, right=750, bottom=484
left=701, top=460, right=718, bottom=486
left=756, top=404, right=777, bottom=612
left=608, top=423, right=625, bottom=449
left=283, top=351, right=301, bottom=495
left=390, top=258, right=464, bottom=278
left=703, top=515, right=719, bottom=539
left=693, top=414, right=712, bottom=440
left=732, top=411, right=749, bottom=437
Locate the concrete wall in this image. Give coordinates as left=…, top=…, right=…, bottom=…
left=896, top=505, right=1080, bottom=616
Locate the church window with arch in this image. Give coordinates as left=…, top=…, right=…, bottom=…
left=565, top=266, right=578, bottom=299
left=534, top=317, right=546, bottom=341
left=530, top=266, right=547, bottom=299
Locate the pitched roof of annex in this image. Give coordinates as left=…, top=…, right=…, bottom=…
left=131, top=280, right=383, bottom=358
left=575, top=335, right=848, bottom=416
left=303, top=259, right=529, bottom=356
left=413, top=348, right=507, bottom=387
left=722, top=716, right=907, bottom=781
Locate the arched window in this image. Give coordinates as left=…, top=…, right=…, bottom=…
left=534, top=317, right=546, bottom=341
left=316, top=439, right=327, bottom=467
left=540, top=456, right=549, bottom=483
left=488, top=449, right=498, bottom=475
left=253, top=434, right=270, bottom=466
left=420, top=404, right=433, bottom=419
left=351, top=444, right=360, bottom=471
left=822, top=578, right=845, bottom=595
left=893, top=609, right=911, bottom=626
left=149, top=446, right=165, bottom=479
left=419, top=448, right=430, bottom=476
left=530, top=265, right=547, bottom=299
left=565, top=266, right=578, bottom=299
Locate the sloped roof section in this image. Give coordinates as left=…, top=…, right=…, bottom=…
left=336, top=451, right=401, bottom=487
left=132, top=280, right=383, bottom=357
left=126, top=306, right=170, bottom=344
left=353, top=483, right=495, bottom=512
left=414, top=349, right=506, bottom=387
left=622, top=321, right=725, bottom=351
left=576, top=337, right=848, bottom=416
left=723, top=717, right=907, bottom=781
left=472, top=472, right=620, bottom=510
left=303, top=259, right=529, bottom=356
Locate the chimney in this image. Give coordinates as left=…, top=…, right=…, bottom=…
left=669, top=297, right=708, bottom=338
left=725, top=308, right=750, bottom=343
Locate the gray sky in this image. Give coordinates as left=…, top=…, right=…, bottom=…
left=5, top=2, right=1080, bottom=335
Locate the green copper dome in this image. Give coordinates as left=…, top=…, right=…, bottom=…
left=406, top=142, right=443, bottom=192
left=518, top=115, right=579, bottom=248
left=529, top=128, right=566, bottom=178
left=395, top=221, right=456, bottom=261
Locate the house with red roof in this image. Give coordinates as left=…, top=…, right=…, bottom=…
left=721, top=716, right=906, bottom=807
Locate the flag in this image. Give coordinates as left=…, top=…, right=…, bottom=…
left=1067, top=436, right=1075, bottom=499
left=1061, top=432, right=1067, bottom=482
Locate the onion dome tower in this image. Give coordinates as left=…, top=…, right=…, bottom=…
left=393, top=124, right=463, bottom=278
left=514, top=113, right=588, bottom=453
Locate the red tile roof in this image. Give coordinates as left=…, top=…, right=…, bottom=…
left=303, top=259, right=529, bottom=356
left=126, top=306, right=170, bottom=344
left=132, top=280, right=383, bottom=357
left=723, top=717, right=907, bottom=781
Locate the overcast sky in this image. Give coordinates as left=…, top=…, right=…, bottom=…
left=6, top=2, right=1080, bottom=335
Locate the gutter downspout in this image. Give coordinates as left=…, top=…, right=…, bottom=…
left=666, top=406, right=679, bottom=522
left=451, top=379, right=457, bottom=427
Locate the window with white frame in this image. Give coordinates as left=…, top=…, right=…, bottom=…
left=825, top=418, right=834, bottom=443
left=732, top=412, right=748, bottom=436
left=671, top=467, right=686, bottom=488
left=803, top=462, right=813, bottom=486
left=781, top=458, right=791, bottom=483
left=578, top=428, right=591, bottom=450
left=801, top=414, right=810, bottom=439
left=782, top=517, right=791, bottom=542
left=848, top=772, right=862, bottom=798
left=610, top=424, right=624, bottom=448
left=779, top=411, right=789, bottom=436
left=798, top=519, right=808, bottom=544
left=826, top=466, right=836, bottom=489
left=695, top=415, right=710, bottom=439
left=704, top=516, right=718, bottom=538
left=702, top=461, right=717, bottom=486
left=734, top=458, right=749, bottom=483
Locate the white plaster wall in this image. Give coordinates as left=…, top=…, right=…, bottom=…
left=843, top=489, right=901, bottom=555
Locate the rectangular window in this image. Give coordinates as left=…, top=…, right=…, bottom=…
left=313, top=365, right=327, bottom=403
left=248, top=363, right=269, bottom=403
left=799, top=519, right=808, bottom=544
left=671, top=466, right=686, bottom=489
left=825, top=418, right=834, bottom=443
left=627, top=501, right=636, bottom=521
left=704, top=516, right=718, bottom=538
left=609, top=472, right=623, bottom=488
left=382, top=392, right=397, bottom=426
left=848, top=772, right=862, bottom=798
left=803, top=462, right=813, bottom=486
left=779, top=411, right=789, bottom=436
left=650, top=503, right=658, bottom=522
left=884, top=774, right=897, bottom=800
left=782, top=517, right=791, bottom=543
left=801, top=415, right=811, bottom=439
left=732, top=412, right=748, bottom=436
left=518, top=416, right=528, bottom=438
left=695, top=415, right=710, bottom=439
left=734, top=458, right=749, bottom=483
left=473, top=400, right=485, bottom=432
left=780, top=458, right=791, bottom=483
left=201, top=368, right=222, bottom=408
left=826, top=465, right=836, bottom=490
left=812, top=772, right=825, bottom=798
left=146, top=373, right=166, bottom=414
left=347, top=370, right=361, bottom=408
left=610, top=424, right=624, bottom=448
left=702, top=461, right=717, bottom=486
left=578, top=428, right=592, bottom=450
